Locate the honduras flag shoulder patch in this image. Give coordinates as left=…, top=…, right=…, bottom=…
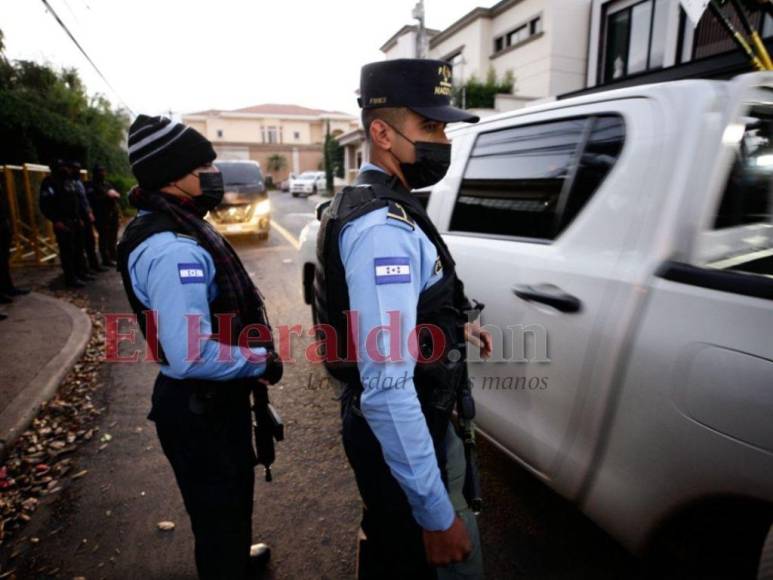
left=178, top=262, right=206, bottom=284
left=374, top=257, right=411, bottom=285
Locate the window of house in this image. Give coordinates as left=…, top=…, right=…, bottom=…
left=493, top=13, right=542, bottom=55
left=216, top=129, right=223, bottom=138
left=293, top=131, right=301, bottom=141
left=449, top=115, right=625, bottom=241
left=530, top=16, right=542, bottom=35
left=262, top=126, right=279, bottom=144
left=507, top=25, right=528, bottom=47
left=447, top=51, right=465, bottom=83
left=601, top=0, right=669, bottom=83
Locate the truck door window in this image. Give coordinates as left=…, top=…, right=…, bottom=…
left=450, top=115, right=625, bottom=241
left=662, top=103, right=773, bottom=301
left=701, top=105, right=773, bottom=278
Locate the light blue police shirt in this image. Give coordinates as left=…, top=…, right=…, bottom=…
left=127, top=209, right=267, bottom=381
left=340, top=162, right=453, bottom=531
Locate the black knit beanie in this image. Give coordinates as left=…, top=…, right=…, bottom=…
left=128, top=115, right=216, bottom=189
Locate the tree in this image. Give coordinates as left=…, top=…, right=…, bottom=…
left=0, top=28, right=131, bottom=179
left=323, top=121, right=344, bottom=195
left=266, top=154, right=287, bottom=174
left=453, top=66, right=515, bottom=110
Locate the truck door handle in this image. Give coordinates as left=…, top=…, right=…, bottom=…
left=512, top=284, right=582, bottom=313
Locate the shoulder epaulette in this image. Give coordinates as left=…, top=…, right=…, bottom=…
left=386, top=201, right=415, bottom=230
left=174, top=232, right=199, bottom=243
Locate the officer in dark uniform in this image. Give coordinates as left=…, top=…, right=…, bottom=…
left=0, top=180, right=29, bottom=310
left=117, top=115, right=281, bottom=579
left=85, top=164, right=121, bottom=267
left=39, top=160, right=91, bottom=288
left=315, top=59, right=492, bottom=578
left=69, top=161, right=107, bottom=273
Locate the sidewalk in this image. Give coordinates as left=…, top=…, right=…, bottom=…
left=0, top=284, right=92, bottom=457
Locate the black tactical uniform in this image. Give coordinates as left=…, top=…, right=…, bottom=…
left=39, top=163, right=89, bottom=286
left=70, top=161, right=104, bottom=272
left=86, top=165, right=120, bottom=266
left=0, top=183, right=29, bottom=304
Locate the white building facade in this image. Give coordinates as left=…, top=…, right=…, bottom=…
left=381, top=0, right=593, bottom=109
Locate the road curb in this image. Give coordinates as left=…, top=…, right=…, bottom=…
left=0, top=292, right=92, bottom=459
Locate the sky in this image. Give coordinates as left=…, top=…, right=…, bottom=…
left=0, top=0, right=487, bottom=119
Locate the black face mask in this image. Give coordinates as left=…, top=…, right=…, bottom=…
left=387, top=124, right=452, bottom=190
left=177, top=171, right=225, bottom=215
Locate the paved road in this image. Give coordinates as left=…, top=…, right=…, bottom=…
left=1, top=190, right=648, bottom=579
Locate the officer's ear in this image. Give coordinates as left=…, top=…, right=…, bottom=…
left=369, top=118, right=394, bottom=151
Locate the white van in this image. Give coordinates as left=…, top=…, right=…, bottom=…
left=300, top=72, right=773, bottom=576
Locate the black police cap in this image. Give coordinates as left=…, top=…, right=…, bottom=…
left=358, top=59, right=479, bottom=124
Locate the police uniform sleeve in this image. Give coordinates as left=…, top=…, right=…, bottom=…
left=131, top=236, right=268, bottom=381
left=341, top=218, right=456, bottom=532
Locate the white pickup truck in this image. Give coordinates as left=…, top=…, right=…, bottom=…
left=299, top=73, right=773, bottom=577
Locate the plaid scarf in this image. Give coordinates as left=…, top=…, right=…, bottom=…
left=129, top=186, right=274, bottom=349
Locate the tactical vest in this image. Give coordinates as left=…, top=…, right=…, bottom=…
left=116, top=210, right=274, bottom=366
left=315, top=171, right=477, bottom=464
left=41, top=177, right=81, bottom=223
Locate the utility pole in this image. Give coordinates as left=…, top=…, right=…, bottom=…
left=412, top=0, right=426, bottom=58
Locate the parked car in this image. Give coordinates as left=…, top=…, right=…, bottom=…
left=206, top=160, right=270, bottom=240
left=280, top=172, right=297, bottom=192
left=291, top=171, right=326, bottom=197
left=300, top=73, right=773, bottom=576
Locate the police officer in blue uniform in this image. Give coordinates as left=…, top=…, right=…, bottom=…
left=116, top=115, right=281, bottom=579
left=315, top=59, right=492, bottom=578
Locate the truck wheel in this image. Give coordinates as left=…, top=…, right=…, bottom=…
left=292, top=192, right=298, bottom=197
left=759, top=523, right=773, bottom=580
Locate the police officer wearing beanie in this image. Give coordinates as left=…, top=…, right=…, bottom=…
left=117, top=115, right=282, bottom=579
left=315, top=59, right=492, bottom=578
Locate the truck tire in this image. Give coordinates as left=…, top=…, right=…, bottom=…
left=759, top=523, right=773, bottom=580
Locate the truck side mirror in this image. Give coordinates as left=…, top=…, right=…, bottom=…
left=315, top=200, right=331, bottom=221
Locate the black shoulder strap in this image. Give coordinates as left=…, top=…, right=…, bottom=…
left=366, top=181, right=457, bottom=269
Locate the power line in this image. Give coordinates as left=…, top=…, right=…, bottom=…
left=58, top=0, right=82, bottom=25
left=39, top=0, right=134, bottom=114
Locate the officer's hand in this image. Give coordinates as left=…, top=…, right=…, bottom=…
left=53, top=221, right=69, bottom=233
left=464, top=321, right=493, bottom=359
left=422, top=515, right=472, bottom=567
left=260, top=351, right=283, bottom=385
left=88, top=211, right=95, bottom=223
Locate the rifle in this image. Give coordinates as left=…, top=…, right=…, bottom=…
left=252, top=381, right=284, bottom=482
left=458, top=372, right=482, bottom=514
left=459, top=299, right=485, bottom=514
